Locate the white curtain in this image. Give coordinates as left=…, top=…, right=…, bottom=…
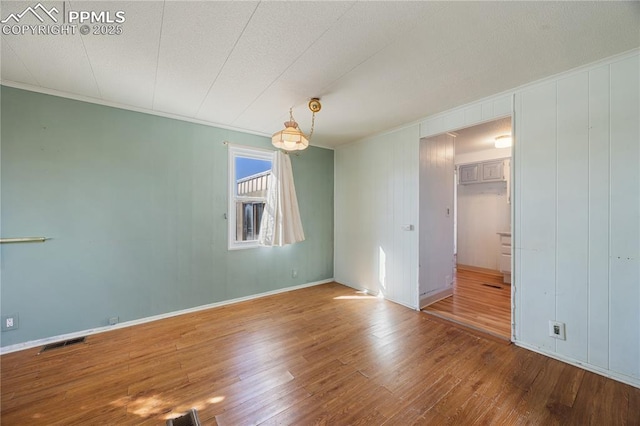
left=258, top=151, right=305, bottom=246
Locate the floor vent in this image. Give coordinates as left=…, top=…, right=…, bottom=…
left=166, top=409, right=201, bottom=426
left=481, top=283, right=503, bottom=290
left=39, top=337, right=86, bottom=354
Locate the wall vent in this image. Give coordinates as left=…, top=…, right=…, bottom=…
left=166, top=409, right=201, bottom=426
left=39, top=337, right=86, bottom=354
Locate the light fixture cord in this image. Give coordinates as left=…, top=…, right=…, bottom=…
left=288, top=106, right=315, bottom=139
left=309, top=111, right=316, bottom=139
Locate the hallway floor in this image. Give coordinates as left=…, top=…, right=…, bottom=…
left=423, top=267, right=511, bottom=340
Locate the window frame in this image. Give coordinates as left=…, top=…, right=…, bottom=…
left=227, top=145, right=273, bottom=250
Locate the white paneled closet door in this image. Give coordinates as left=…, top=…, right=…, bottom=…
left=418, top=133, right=455, bottom=308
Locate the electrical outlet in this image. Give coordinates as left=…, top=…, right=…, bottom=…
left=548, top=320, right=566, bottom=340
left=2, top=314, right=19, bottom=331
left=109, top=316, right=119, bottom=326
left=292, top=269, right=298, bottom=278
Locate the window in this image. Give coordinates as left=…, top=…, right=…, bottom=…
left=228, top=145, right=272, bottom=250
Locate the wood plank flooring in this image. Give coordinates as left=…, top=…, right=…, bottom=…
left=424, top=268, right=512, bottom=340
left=2, top=282, right=638, bottom=425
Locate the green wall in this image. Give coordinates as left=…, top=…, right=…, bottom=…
left=0, top=86, right=334, bottom=347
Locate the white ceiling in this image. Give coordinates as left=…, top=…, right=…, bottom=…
left=454, top=117, right=512, bottom=155
left=1, top=1, right=638, bottom=148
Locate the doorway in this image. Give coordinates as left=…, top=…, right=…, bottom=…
left=419, top=117, right=513, bottom=340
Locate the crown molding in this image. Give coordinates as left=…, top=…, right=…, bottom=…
left=0, top=80, right=272, bottom=137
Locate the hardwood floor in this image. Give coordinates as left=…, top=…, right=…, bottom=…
left=423, top=267, right=512, bottom=340
left=2, top=282, right=638, bottom=425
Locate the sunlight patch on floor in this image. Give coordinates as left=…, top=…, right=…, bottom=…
left=110, top=391, right=225, bottom=421
left=334, top=295, right=378, bottom=300
left=334, top=290, right=379, bottom=300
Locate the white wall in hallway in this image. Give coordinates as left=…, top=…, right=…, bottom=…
left=456, top=179, right=510, bottom=270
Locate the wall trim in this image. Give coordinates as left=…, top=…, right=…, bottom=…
left=515, top=341, right=640, bottom=390
left=0, top=81, right=269, bottom=137
left=420, top=287, right=454, bottom=309
left=0, top=81, right=336, bottom=151
left=334, top=280, right=418, bottom=311
left=386, top=296, right=418, bottom=311
left=343, top=48, right=639, bottom=147
left=422, top=48, right=639, bottom=135
left=456, top=264, right=503, bottom=278
left=0, top=278, right=334, bottom=355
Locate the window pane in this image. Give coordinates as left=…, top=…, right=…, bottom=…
left=236, top=158, right=271, bottom=189
left=235, top=201, right=266, bottom=242
left=243, top=203, right=254, bottom=240
left=254, top=203, right=264, bottom=237
left=235, top=157, right=271, bottom=198
left=235, top=157, right=271, bottom=180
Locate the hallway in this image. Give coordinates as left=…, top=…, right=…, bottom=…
left=423, top=268, right=511, bottom=340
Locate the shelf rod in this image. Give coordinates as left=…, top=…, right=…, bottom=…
left=0, top=237, right=49, bottom=244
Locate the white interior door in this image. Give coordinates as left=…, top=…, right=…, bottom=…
left=418, top=133, right=455, bottom=308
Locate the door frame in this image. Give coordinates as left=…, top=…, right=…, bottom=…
left=417, top=111, right=516, bottom=342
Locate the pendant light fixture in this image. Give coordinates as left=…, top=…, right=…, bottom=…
left=272, top=98, right=321, bottom=151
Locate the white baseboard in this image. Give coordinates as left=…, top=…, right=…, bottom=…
left=514, top=341, right=640, bottom=390
left=0, top=278, right=334, bottom=355
left=333, top=280, right=419, bottom=310
left=420, top=287, right=454, bottom=309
